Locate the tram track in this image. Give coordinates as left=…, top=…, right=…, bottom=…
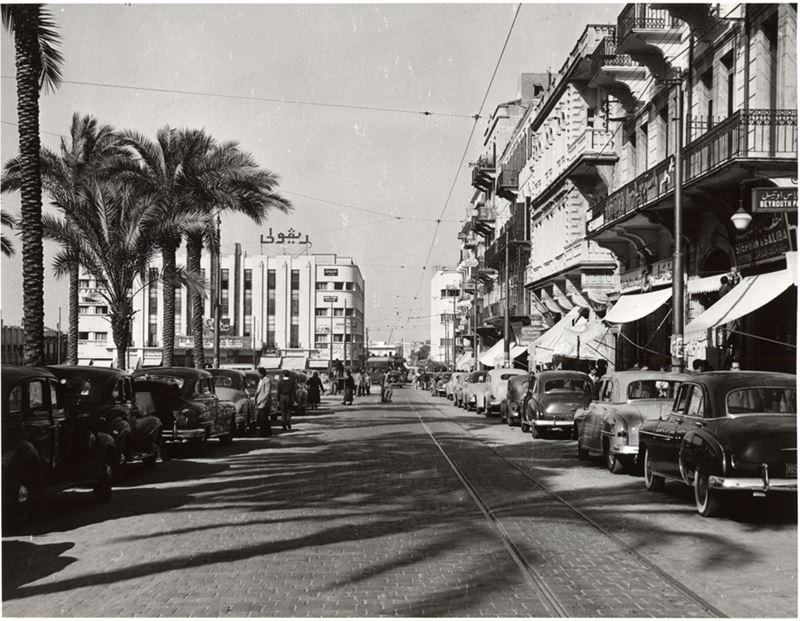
left=409, top=394, right=727, bottom=618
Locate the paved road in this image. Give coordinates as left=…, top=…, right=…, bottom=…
left=3, top=387, right=796, bottom=617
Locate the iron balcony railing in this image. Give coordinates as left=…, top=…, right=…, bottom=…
left=617, top=4, right=681, bottom=44
left=590, top=36, right=637, bottom=79
left=497, top=167, right=519, bottom=190
left=590, top=108, right=797, bottom=227
left=477, top=294, right=529, bottom=323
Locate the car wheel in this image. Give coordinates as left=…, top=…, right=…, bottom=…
left=93, top=459, right=113, bottom=502
left=521, top=419, right=529, bottom=433
left=4, top=469, right=39, bottom=529
left=643, top=448, right=665, bottom=491
left=604, top=442, right=624, bottom=474
left=577, top=437, right=588, bottom=460
left=530, top=425, right=539, bottom=439
left=694, top=468, right=722, bottom=517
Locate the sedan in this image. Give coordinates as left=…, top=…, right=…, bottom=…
left=483, top=368, right=528, bottom=417
left=461, top=370, right=490, bottom=412
left=501, top=373, right=532, bottom=427
left=209, top=369, right=256, bottom=434
left=574, top=371, right=687, bottom=473
left=444, top=372, right=466, bottom=401
left=523, top=370, right=594, bottom=437
left=638, top=371, right=797, bottom=517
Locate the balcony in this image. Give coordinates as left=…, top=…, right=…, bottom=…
left=471, top=154, right=496, bottom=191
left=560, top=24, right=617, bottom=84
left=652, top=3, right=716, bottom=33
left=496, top=167, right=519, bottom=201
left=477, top=293, right=529, bottom=324
left=470, top=202, right=495, bottom=237
left=587, top=36, right=647, bottom=112
left=587, top=109, right=798, bottom=234
left=616, top=4, right=683, bottom=76
left=484, top=206, right=530, bottom=269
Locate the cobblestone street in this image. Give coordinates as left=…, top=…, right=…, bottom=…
left=3, top=388, right=797, bottom=617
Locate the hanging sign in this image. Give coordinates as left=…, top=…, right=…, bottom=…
left=752, top=187, right=797, bottom=213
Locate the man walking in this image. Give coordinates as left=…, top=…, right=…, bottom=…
left=255, top=367, right=272, bottom=436
left=277, top=370, right=296, bottom=431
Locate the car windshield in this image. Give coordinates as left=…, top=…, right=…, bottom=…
left=543, top=378, right=593, bottom=395
left=726, top=387, right=797, bottom=415
left=244, top=376, right=259, bottom=389
left=627, top=380, right=681, bottom=400
left=467, top=372, right=487, bottom=382
left=212, top=375, right=236, bottom=388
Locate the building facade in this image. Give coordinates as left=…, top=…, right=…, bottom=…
left=78, top=247, right=366, bottom=370
left=429, top=269, right=462, bottom=366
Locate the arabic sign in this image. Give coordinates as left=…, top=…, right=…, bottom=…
left=620, top=258, right=673, bottom=292
left=734, top=213, right=792, bottom=267
left=175, top=336, right=249, bottom=349
left=323, top=268, right=339, bottom=276
left=260, top=227, right=311, bottom=245
left=752, top=187, right=797, bottom=213
left=518, top=326, right=539, bottom=346
left=322, top=295, right=338, bottom=303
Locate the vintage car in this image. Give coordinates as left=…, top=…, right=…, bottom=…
left=523, top=370, right=594, bottom=437
left=444, top=372, right=466, bottom=401
left=573, top=371, right=688, bottom=473
left=2, top=366, right=115, bottom=529
left=432, top=372, right=451, bottom=397
left=209, top=368, right=255, bottom=434
left=638, top=371, right=797, bottom=517
left=501, top=373, right=533, bottom=427
left=263, top=368, right=308, bottom=419
left=132, top=367, right=233, bottom=450
left=242, top=370, right=261, bottom=405
left=482, top=368, right=528, bottom=417
left=47, top=366, right=163, bottom=477
left=461, top=370, right=490, bottom=412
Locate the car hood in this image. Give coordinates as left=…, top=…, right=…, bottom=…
left=714, top=414, right=797, bottom=461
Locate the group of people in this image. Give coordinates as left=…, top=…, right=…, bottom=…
left=254, top=367, right=297, bottom=435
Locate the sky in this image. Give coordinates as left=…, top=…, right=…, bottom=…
left=1, top=1, right=622, bottom=343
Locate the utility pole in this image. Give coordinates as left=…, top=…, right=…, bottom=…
left=473, top=269, right=479, bottom=371
left=451, top=294, right=457, bottom=372
left=503, top=227, right=510, bottom=368
left=343, top=297, right=348, bottom=370
left=328, top=298, right=334, bottom=375
left=668, top=68, right=685, bottom=372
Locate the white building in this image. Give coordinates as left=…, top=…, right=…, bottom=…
left=78, top=246, right=366, bottom=370
left=429, top=269, right=461, bottom=367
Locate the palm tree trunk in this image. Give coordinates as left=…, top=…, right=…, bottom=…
left=160, top=237, right=179, bottom=367
left=187, top=232, right=205, bottom=368
left=13, top=6, right=45, bottom=366
left=110, top=301, right=130, bottom=370
left=67, top=259, right=79, bottom=365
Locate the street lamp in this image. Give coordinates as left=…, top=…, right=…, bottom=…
left=730, top=207, right=753, bottom=231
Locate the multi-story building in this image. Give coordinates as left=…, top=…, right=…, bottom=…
left=429, top=269, right=462, bottom=367
left=586, top=3, right=797, bottom=372
left=77, top=246, right=366, bottom=370
left=1, top=323, right=67, bottom=365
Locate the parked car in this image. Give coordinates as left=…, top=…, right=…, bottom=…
left=523, top=370, right=594, bottom=437
left=573, top=371, right=688, bottom=473
left=483, top=368, right=528, bottom=417
left=452, top=373, right=469, bottom=407
left=132, top=367, right=233, bottom=450
left=461, top=370, right=490, bottom=411
left=387, top=370, right=404, bottom=387
left=47, top=366, right=163, bottom=478
left=501, top=373, right=533, bottom=427
left=638, top=371, right=797, bottom=517
left=432, top=372, right=451, bottom=397
left=2, top=366, right=116, bottom=529
left=209, top=368, right=255, bottom=434
left=445, top=372, right=466, bottom=401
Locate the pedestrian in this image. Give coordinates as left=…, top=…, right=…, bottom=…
left=342, top=371, right=356, bottom=405
left=719, top=275, right=732, bottom=297
left=277, top=370, right=296, bottom=431
left=363, top=370, right=371, bottom=395
left=307, top=371, right=324, bottom=410
left=588, top=366, right=599, bottom=384
left=353, top=369, right=363, bottom=396
left=255, top=367, right=272, bottom=436
left=730, top=359, right=741, bottom=371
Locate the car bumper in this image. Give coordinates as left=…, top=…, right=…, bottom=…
left=611, top=444, right=639, bottom=456
left=532, top=420, right=572, bottom=430
left=709, top=475, right=798, bottom=493
left=165, top=428, right=206, bottom=444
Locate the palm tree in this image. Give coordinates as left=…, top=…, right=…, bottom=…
left=41, top=179, right=203, bottom=369
left=110, top=127, right=211, bottom=367
left=182, top=140, right=292, bottom=367
left=2, top=4, right=64, bottom=365
left=1, top=210, right=17, bottom=257
left=2, top=113, right=117, bottom=365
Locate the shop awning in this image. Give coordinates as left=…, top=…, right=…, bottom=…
left=539, top=290, right=564, bottom=314
left=510, top=345, right=528, bottom=359
left=281, top=356, right=308, bottom=370
left=528, top=307, right=582, bottom=364
left=688, top=274, right=724, bottom=294
left=258, top=355, right=282, bottom=369
left=604, top=288, right=672, bottom=324
left=553, top=320, right=616, bottom=362
left=479, top=339, right=505, bottom=367
left=685, top=268, right=795, bottom=337
left=308, top=359, right=329, bottom=369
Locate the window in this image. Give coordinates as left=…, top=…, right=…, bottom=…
left=243, top=269, right=252, bottom=336
left=94, top=332, right=108, bottom=341
left=345, top=308, right=353, bottom=317
left=79, top=279, right=90, bottom=288
left=334, top=282, right=344, bottom=290
left=29, top=380, right=45, bottom=410
left=78, top=331, right=89, bottom=340
left=686, top=386, right=705, bottom=418
left=174, top=286, right=182, bottom=335
left=267, top=269, right=276, bottom=316
left=148, top=267, right=158, bottom=347
left=333, top=334, right=343, bottom=343
left=220, top=269, right=229, bottom=319
left=315, top=308, right=327, bottom=316
left=333, top=308, right=344, bottom=316
left=316, top=282, right=327, bottom=290
left=96, top=306, right=108, bottom=315
left=8, top=385, right=22, bottom=416
left=79, top=306, right=90, bottom=315
left=345, top=282, right=354, bottom=290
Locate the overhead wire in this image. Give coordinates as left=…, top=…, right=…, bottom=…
left=401, top=2, right=524, bottom=338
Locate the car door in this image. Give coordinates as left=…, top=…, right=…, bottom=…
left=23, top=378, right=57, bottom=481
left=584, top=379, right=613, bottom=452
left=48, top=378, right=71, bottom=472
left=657, top=383, right=699, bottom=477
left=642, top=383, right=690, bottom=475
left=670, top=383, right=706, bottom=480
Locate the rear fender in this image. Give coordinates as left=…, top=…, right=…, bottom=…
left=679, top=430, right=725, bottom=484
